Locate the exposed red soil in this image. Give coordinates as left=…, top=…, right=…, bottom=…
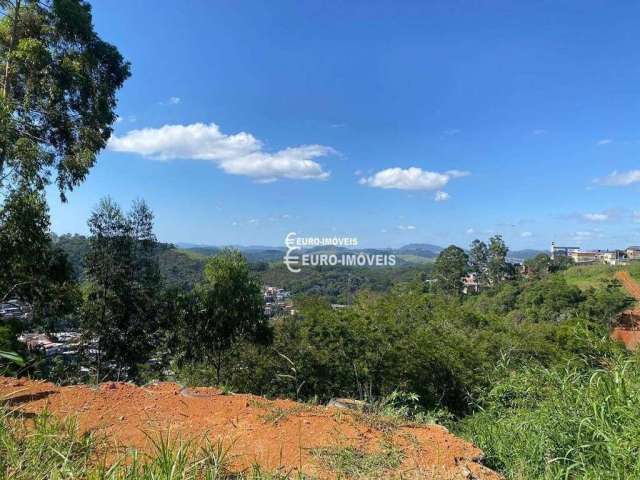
left=0, top=377, right=501, bottom=479
left=616, top=271, right=640, bottom=300
left=611, top=271, right=640, bottom=351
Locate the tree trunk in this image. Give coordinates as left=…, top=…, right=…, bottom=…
left=216, top=350, right=223, bottom=385
left=0, top=0, right=21, bottom=179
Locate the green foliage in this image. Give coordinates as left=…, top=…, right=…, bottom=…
left=0, top=350, right=24, bottom=366
left=172, top=249, right=270, bottom=384
left=487, top=235, right=510, bottom=285
left=469, top=239, right=489, bottom=285
left=433, top=245, right=468, bottom=295
left=515, top=275, right=586, bottom=322
left=0, top=0, right=130, bottom=199
left=0, top=319, right=23, bottom=371
left=0, top=187, right=79, bottom=328
left=459, top=355, right=640, bottom=479
left=563, top=263, right=621, bottom=290
left=259, top=262, right=432, bottom=304
left=81, top=198, right=162, bottom=380
left=467, top=272, right=631, bottom=326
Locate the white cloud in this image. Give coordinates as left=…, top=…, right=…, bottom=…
left=594, top=170, right=640, bottom=187
left=582, top=213, right=609, bottom=222
left=597, top=139, right=612, bottom=146
left=397, top=225, right=416, bottom=231
left=466, top=228, right=475, bottom=235
left=359, top=167, right=469, bottom=191
left=108, top=122, right=335, bottom=182
left=434, top=191, right=450, bottom=202
left=159, top=96, right=181, bottom=106
left=520, top=231, right=533, bottom=238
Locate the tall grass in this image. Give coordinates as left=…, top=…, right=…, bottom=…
left=562, top=264, right=620, bottom=290
left=458, top=355, right=640, bottom=479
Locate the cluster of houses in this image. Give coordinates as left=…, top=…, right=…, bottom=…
left=18, top=331, right=84, bottom=358
left=263, top=286, right=295, bottom=317
left=0, top=299, right=31, bottom=321
left=551, top=243, right=640, bottom=266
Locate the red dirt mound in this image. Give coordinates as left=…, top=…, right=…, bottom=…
left=0, top=377, right=500, bottom=479
left=611, top=271, right=640, bottom=351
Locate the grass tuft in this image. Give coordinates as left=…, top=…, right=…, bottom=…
left=312, top=438, right=404, bottom=479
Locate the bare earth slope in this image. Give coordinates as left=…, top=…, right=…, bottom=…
left=611, top=271, right=640, bottom=350
left=0, top=377, right=500, bottom=479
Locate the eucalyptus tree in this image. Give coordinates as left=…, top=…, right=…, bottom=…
left=0, top=0, right=129, bottom=198
left=82, top=198, right=161, bottom=381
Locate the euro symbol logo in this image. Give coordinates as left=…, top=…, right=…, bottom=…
left=284, top=232, right=301, bottom=273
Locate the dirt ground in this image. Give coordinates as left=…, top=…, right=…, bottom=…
left=0, top=377, right=500, bottom=479
left=611, top=271, right=640, bottom=351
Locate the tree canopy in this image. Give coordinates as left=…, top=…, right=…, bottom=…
left=0, top=0, right=130, bottom=199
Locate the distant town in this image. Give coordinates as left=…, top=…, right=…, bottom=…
left=550, top=243, right=640, bottom=266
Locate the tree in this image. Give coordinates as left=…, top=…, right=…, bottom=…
left=176, top=249, right=269, bottom=384
left=0, top=187, right=50, bottom=298
left=433, top=245, right=468, bottom=296
left=525, top=253, right=552, bottom=279
left=0, top=186, right=78, bottom=328
left=469, top=239, right=489, bottom=286
left=0, top=0, right=130, bottom=199
left=487, top=235, right=509, bottom=286
left=81, top=198, right=161, bottom=380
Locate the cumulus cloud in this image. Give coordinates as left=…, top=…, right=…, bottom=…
left=520, top=231, right=533, bottom=238
left=434, top=191, right=450, bottom=202
left=597, top=139, right=612, bottom=146
left=465, top=228, right=475, bottom=235
left=594, top=170, right=640, bottom=187
left=359, top=167, right=469, bottom=191
left=108, top=123, right=335, bottom=182
left=582, top=213, right=609, bottom=222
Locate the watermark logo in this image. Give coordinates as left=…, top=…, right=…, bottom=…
left=283, top=232, right=396, bottom=273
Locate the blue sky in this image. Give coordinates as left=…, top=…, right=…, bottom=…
left=47, top=0, right=640, bottom=249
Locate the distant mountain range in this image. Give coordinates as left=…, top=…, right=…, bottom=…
left=175, top=242, right=545, bottom=264
left=52, top=234, right=547, bottom=291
